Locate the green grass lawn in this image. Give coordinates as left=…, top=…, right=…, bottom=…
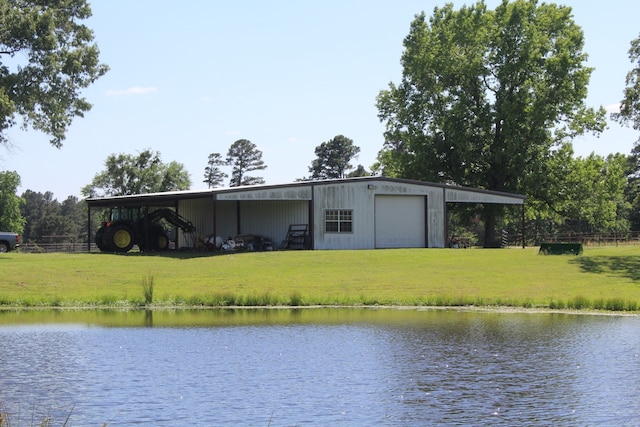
left=1, top=245, right=639, bottom=311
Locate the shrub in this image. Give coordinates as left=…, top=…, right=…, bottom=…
left=605, top=298, right=625, bottom=311
left=568, top=295, right=589, bottom=310
left=289, top=291, right=303, bottom=306
left=141, top=274, right=154, bottom=305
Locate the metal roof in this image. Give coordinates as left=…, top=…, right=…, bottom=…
left=86, top=176, right=525, bottom=207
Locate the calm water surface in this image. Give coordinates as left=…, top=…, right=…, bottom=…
left=0, top=308, right=639, bottom=426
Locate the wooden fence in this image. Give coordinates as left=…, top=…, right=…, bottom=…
left=15, top=231, right=640, bottom=253
left=533, top=232, right=640, bottom=246
left=19, top=242, right=97, bottom=253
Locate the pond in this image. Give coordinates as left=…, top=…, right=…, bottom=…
left=1, top=308, right=639, bottom=426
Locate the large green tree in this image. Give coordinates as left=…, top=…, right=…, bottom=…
left=203, top=152, right=227, bottom=188
left=614, top=33, right=640, bottom=230
left=376, top=0, right=605, bottom=245
left=0, top=170, right=25, bottom=232
left=625, top=145, right=640, bottom=230
left=308, top=135, right=360, bottom=180
left=614, top=33, right=640, bottom=143
left=82, top=149, right=191, bottom=197
left=226, top=139, right=266, bottom=187
left=0, top=0, right=108, bottom=147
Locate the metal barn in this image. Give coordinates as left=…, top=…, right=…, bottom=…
left=86, top=177, right=526, bottom=251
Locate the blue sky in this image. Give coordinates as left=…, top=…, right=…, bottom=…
left=2, top=0, right=640, bottom=199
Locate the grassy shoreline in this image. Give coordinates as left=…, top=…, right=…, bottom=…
left=1, top=246, right=639, bottom=312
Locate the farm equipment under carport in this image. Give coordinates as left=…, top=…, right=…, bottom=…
left=95, top=207, right=196, bottom=253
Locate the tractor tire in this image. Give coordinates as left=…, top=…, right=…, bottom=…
left=108, top=224, right=135, bottom=253
left=95, top=225, right=112, bottom=252
left=156, top=232, right=169, bottom=250
left=140, top=229, right=169, bottom=251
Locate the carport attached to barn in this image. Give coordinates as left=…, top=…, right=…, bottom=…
left=86, top=177, right=526, bottom=251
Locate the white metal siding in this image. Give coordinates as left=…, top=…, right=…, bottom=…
left=178, top=198, right=213, bottom=236
left=177, top=198, right=237, bottom=246
left=427, top=189, right=446, bottom=248
left=446, top=188, right=524, bottom=204
left=173, top=198, right=211, bottom=248
left=216, top=186, right=312, bottom=201
left=239, top=200, right=309, bottom=246
left=313, top=183, right=375, bottom=250
left=214, top=201, right=239, bottom=239
left=177, top=198, right=308, bottom=247
left=375, top=195, right=426, bottom=248
left=374, top=181, right=446, bottom=247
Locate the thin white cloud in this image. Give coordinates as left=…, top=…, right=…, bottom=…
left=606, top=103, right=621, bottom=114
left=105, top=86, right=158, bottom=96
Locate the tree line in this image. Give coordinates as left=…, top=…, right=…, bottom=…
left=1, top=0, right=640, bottom=246
left=0, top=171, right=86, bottom=243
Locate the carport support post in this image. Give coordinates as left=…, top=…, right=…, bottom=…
left=443, top=188, right=448, bottom=248
left=308, top=198, right=314, bottom=249
left=174, top=200, right=179, bottom=247
left=143, top=205, right=150, bottom=251
left=212, top=196, right=217, bottom=241
left=521, top=203, right=526, bottom=249
left=87, top=206, right=92, bottom=252
left=236, top=201, right=241, bottom=235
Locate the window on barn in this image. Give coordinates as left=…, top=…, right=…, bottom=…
left=325, top=209, right=353, bottom=233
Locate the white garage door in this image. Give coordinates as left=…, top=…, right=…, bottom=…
left=375, top=195, right=426, bottom=248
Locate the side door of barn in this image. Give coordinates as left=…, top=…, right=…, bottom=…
left=374, top=195, right=426, bottom=248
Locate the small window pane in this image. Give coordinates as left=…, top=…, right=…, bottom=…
left=324, top=209, right=353, bottom=233
left=325, top=211, right=338, bottom=221
left=340, top=211, right=351, bottom=221
left=340, top=222, right=353, bottom=232
left=325, top=222, right=339, bottom=232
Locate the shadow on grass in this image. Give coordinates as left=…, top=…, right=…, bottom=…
left=570, top=255, right=640, bottom=282
left=88, top=250, right=253, bottom=259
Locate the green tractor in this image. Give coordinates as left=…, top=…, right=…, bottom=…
left=95, top=207, right=196, bottom=253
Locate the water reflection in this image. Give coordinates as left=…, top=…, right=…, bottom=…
left=1, top=306, right=430, bottom=327
left=0, top=309, right=639, bottom=426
